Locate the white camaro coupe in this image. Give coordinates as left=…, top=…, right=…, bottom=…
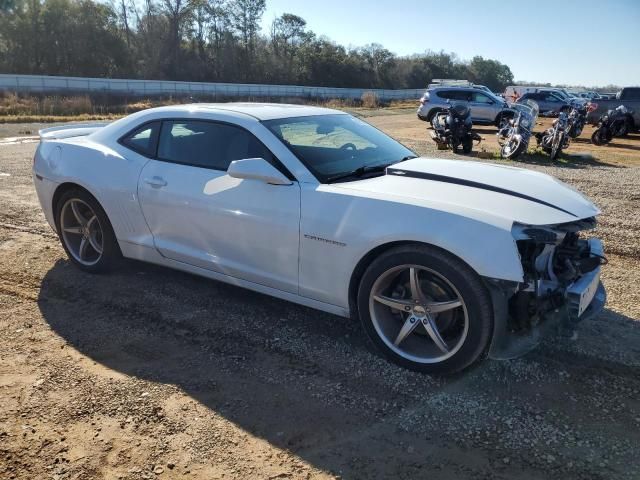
left=33, top=103, right=606, bottom=374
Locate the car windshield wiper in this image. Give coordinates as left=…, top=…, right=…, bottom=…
left=325, top=156, right=418, bottom=184
left=325, top=163, right=391, bottom=184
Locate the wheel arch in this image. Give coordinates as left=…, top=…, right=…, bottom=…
left=51, top=182, right=106, bottom=233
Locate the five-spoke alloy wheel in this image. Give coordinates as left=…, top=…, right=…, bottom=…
left=55, top=188, right=119, bottom=273
left=60, top=198, right=104, bottom=266
left=358, top=245, right=493, bottom=374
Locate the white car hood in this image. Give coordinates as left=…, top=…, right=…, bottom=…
left=334, top=158, right=600, bottom=226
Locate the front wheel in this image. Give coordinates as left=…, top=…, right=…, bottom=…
left=591, top=128, right=608, bottom=146
left=357, top=245, right=493, bottom=374
left=500, top=136, right=525, bottom=159
left=550, top=134, right=563, bottom=160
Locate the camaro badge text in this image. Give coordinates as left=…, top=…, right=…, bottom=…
left=304, top=234, right=347, bottom=247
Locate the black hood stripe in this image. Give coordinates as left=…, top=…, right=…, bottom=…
left=386, top=168, right=577, bottom=217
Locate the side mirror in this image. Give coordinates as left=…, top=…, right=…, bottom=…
left=227, top=158, right=292, bottom=185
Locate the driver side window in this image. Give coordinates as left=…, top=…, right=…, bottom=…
left=157, top=120, right=276, bottom=171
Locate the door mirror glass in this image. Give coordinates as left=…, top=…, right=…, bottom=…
left=227, top=158, right=292, bottom=185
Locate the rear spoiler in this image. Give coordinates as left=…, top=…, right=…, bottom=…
left=38, top=122, right=110, bottom=141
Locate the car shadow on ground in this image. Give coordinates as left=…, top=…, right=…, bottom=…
left=512, top=150, right=621, bottom=169
left=35, top=258, right=475, bottom=478
left=36, top=258, right=640, bottom=478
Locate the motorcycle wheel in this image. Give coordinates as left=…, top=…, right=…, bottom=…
left=550, top=135, right=562, bottom=160
left=591, top=129, right=608, bottom=146
left=501, top=137, right=524, bottom=159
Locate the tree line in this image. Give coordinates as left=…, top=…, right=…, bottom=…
left=0, top=0, right=515, bottom=92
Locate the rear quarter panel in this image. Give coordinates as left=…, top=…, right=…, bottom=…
left=34, top=137, right=154, bottom=247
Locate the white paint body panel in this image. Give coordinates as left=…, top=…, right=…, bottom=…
left=32, top=104, right=601, bottom=317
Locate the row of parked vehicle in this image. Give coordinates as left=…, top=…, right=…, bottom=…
left=417, top=81, right=639, bottom=159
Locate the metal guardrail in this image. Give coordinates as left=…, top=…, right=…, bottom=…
left=0, top=74, right=424, bottom=101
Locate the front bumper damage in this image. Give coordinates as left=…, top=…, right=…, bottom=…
left=486, top=238, right=607, bottom=360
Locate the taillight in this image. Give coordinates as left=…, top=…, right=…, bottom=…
left=420, top=93, right=430, bottom=104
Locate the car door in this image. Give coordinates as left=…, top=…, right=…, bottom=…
left=540, top=93, right=561, bottom=113
left=468, top=91, right=495, bottom=122
left=137, top=119, right=301, bottom=294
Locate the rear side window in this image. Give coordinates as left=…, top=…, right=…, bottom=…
left=438, top=90, right=469, bottom=101
left=157, top=120, right=276, bottom=171
left=121, top=121, right=160, bottom=157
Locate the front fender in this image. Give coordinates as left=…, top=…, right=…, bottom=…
left=299, top=185, right=524, bottom=310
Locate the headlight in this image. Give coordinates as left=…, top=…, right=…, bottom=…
left=521, top=119, right=530, bottom=128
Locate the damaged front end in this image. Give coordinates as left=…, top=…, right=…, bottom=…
left=487, top=217, right=607, bottom=360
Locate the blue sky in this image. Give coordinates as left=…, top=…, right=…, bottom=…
left=262, top=0, right=640, bottom=87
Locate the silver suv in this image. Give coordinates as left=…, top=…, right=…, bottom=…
left=417, top=87, right=513, bottom=126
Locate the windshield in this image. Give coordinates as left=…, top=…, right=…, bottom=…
left=513, top=99, right=539, bottom=128
left=263, top=114, right=415, bottom=183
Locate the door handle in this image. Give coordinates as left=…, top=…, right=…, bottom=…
left=144, top=176, right=167, bottom=188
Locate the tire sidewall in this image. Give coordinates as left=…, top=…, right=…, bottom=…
left=54, top=189, right=120, bottom=273
left=357, top=246, right=493, bottom=374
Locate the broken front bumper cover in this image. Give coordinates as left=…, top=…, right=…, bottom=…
left=488, top=281, right=606, bottom=360
left=486, top=239, right=607, bottom=360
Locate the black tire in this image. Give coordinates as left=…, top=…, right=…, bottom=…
left=591, top=128, right=607, bottom=146
left=501, top=137, right=525, bottom=159
left=54, top=188, right=121, bottom=273
left=357, top=245, right=493, bottom=375
left=462, top=136, right=473, bottom=154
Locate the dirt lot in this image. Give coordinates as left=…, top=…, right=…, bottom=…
left=1, top=112, right=639, bottom=480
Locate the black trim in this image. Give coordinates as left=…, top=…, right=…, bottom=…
left=118, top=120, right=161, bottom=158
left=386, top=168, right=577, bottom=217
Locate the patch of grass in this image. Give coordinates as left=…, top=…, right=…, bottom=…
left=0, top=114, right=124, bottom=123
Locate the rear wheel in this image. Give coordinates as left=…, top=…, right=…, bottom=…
left=54, top=188, right=120, bottom=273
left=357, top=245, right=493, bottom=374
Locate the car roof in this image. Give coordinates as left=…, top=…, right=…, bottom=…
left=158, top=102, right=344, bottom=121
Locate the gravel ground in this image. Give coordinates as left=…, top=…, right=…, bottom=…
left=0, top=116, right=639, bottom=480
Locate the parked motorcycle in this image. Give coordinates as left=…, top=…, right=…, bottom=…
left=497, top=99, right=539, bottom=159
left=567, top=102, right=595, bottom=138
left=430, top=102, right=481, bottom=154
left=536, top=110, right=570, bottom=160
left=591, top=105, right=634, bottom=145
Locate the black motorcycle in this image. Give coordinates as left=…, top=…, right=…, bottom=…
left=497, top=99, right=538, bottom=159
left=430, top=103, right=481, bottom=154
left=566, top=103, right=593, bottom=138
left=537, top=110, right=570, bottom=160
left=591, top=105, right=634, bottom=146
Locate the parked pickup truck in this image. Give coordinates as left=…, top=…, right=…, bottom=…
left=587, top=87, right=640, bottom=131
